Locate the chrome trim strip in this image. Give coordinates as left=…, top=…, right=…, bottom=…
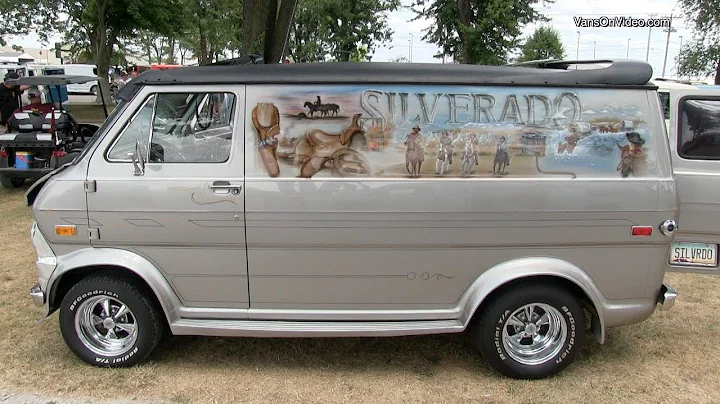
left=29, top=283, right=44, bottom=306
left=171, top=318, right=464, bottom=337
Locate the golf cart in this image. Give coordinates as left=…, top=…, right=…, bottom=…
left=0, top=74, right=108, bottom=188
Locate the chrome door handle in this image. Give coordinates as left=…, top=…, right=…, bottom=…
left=210, top=181, right=242, bottom=195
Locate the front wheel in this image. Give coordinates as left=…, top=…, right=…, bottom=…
left=59, top=274, right=164, bottom=367
left=474, top=284, right=586, bottom=379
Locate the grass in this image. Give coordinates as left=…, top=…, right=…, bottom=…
left=1, top=184, right=720, bottom=403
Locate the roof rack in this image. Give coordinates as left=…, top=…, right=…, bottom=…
left=508, top=58, right=616, bottom=69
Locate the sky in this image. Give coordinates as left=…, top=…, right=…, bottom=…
left=2, top=0, right=709, bottom=82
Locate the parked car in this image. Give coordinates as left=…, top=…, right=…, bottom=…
left=0, top=74, right=108, bottom=188
left=26, top=59, right=720, bottom=380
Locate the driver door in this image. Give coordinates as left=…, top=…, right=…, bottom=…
left=85, top=85, right=248, bottom=309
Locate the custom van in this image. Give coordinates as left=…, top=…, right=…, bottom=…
left=26, top=59, right=695, bottom=379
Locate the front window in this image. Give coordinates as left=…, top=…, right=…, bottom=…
left=106, top=91, right=236, bottom=163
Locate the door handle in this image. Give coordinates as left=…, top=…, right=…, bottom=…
left=210, top=181, right=242, bottom=195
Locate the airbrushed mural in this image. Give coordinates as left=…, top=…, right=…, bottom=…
left=245, top=85, right=657, bottom=179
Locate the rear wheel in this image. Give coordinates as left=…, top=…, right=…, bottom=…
left=90, top=85, right=98, bottom=95
left=0, top=176, right=24, bottom=188
left=59, top=274, right=164, bottom=367
left=474, top=284, right=586, bottom=379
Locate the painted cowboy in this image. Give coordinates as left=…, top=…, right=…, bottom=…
left=496, top=135, right=510, bottom=166
left=438, top=131, right=454, bottom=164
left=617, top=132, right=646, bottom=177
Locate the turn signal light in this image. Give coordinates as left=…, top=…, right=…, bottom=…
left=632, top=226, right=653, bottom=236
left=55, top=225, right=77, bottom=236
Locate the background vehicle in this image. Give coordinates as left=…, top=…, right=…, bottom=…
left=0, top=74, right=108, bottom=188
left=33, top=64, right=101, bottom=95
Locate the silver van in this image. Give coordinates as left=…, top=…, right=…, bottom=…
left=25, top=59, right=696, bottom=379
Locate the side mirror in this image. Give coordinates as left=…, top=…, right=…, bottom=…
left=128, top=140, right=145, bottom=176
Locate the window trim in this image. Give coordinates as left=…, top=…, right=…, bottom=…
left=105, top=94, right=157, bottom=163
left=676, top=94, right=720, bottom=161
left=104, top=91, right=237, bottom=164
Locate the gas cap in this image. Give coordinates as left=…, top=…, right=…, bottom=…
left=660, top=220, right=677, bottom=236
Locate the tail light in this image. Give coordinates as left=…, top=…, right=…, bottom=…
left=0, top=150, right=7, bottom=158
left=52, top=150, right=66, bottom=158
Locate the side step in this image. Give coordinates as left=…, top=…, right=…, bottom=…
left=171, top=319, right=465, bottom=338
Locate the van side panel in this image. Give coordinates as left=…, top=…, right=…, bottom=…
left=242, top=84, right=675, bottom=312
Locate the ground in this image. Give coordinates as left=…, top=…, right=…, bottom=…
left=1, top=181, right=720, bottom=403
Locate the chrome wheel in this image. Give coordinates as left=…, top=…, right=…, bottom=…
left=74, top=296, right=138, bottom=356
left=501, top=303, right=567, bottom=366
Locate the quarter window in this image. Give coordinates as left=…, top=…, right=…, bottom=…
left=658, top=91, right=670, bottom=120
left=106, top=92, right=236, bottom=163
left=677, top=98, right=720, bottom=160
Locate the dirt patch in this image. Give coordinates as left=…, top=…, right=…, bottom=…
left=1, top=184, right=719, bottom=403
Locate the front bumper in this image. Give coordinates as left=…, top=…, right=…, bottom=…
left=657, top=283, right=678, bottom=311
left=29, top=283, right=44, bottom=307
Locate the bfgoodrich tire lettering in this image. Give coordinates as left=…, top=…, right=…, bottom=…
left=475, top=284, right=586, bottom=379
left=59, top=274, right=163, bottom=367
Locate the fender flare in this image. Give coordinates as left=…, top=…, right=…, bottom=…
left=457, top=257, right=608, bottom=343
left=45, top=247, right=182, bottom=325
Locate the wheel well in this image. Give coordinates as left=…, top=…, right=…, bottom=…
left=468, top=275, right=599, bottom=331
left=49, top=265, right=169, bottom=330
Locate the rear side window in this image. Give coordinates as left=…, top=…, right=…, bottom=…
left=677, top=98, right=720, bottom=160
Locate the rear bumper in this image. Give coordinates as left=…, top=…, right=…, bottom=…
left=657, top=283, right=678, bottom=311
left=29, top=283, right=44, bottom=307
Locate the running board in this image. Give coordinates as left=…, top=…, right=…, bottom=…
left=170, top=319, right=465, bottom=337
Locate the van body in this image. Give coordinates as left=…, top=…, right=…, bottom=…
left=25, top=60, right=692, bottom=379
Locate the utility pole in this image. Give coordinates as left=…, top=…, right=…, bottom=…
left=575, top=31, right=580, bottom=59
left=662, top=14, right=679, bottom=77
left=646, top=13, right=657, bottom=61
left=627, top=38, right=631, bottom=58
left=593, top=41, right=596, bottom=58
left=408, top=33, right=413, bottom=63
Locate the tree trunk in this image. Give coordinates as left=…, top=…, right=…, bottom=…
left=457, top=0, right=473, bottom=64
left=715, top=60, right=720, bottom=85
left=92, top=0, right=113, bottom=105
left=268, top=0, right=298, bottom=63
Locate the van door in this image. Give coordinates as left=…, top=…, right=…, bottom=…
left=85, top=86, right=249, bottom=309
left=668, top=90, right=720, bottom=274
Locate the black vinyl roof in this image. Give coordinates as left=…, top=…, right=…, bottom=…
left=116, top=59, right=656, bottom=101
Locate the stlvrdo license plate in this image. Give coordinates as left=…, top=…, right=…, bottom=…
left=670, top=242, right=718, bottom=268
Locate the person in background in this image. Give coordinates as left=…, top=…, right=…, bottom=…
left=12, top=87, right=55, bottom=115
left=0, top=72, right=30, bottom=129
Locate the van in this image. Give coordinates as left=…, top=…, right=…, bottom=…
left=651, top=78, right=698, bottom=131
left=35, top=64, right=100, bottom=95
left=25, top=59, right=692, bottom=379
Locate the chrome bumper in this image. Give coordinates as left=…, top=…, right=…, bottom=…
left=29, top=283, right=45, bottom=307
left=657, top=283, right=678, bottom=311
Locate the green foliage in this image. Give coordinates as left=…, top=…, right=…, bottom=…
left=517, top=25, right=564, bottom=62
left=0, top=0, right=57, bottom=46
left=288, top=0, right=400, bottom=62
left=410, top=0, right=552, bottom=65
left=675, top=0, right=720, bottom=83
left=388, top=55, right=409, bottom=62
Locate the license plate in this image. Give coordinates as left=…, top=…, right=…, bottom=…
left=670, top=242, right=718, bottom=267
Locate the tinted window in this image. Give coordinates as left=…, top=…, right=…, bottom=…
left=678, top=98, right=720, bottom=159
left=658, top=91, right=670, bottom=120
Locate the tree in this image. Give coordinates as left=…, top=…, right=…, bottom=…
left=0, top=0, right=57, bottom=46
left=57, top=0, right=188, bottom=102
left=388, top=55, right=409, bottom=62
left=287, top=0, right=399, bottom=62
left=410, top=0, right=552, bottom=65
left=675, top=0, right=720, bottom=84
left=517, top=25, right=564, bottom=62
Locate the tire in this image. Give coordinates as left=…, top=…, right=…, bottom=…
left=59, top=274, right=164, bottom=367
left=0, top=176, right=24, bottom=188
left=90, top=85, right=98, bottom=95
left=474, top=284, right=586, bottom=379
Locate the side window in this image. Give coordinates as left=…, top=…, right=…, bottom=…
left=678, top=98, right=720, bottom=159
left=658, top=91, right=670, bottom=120
left=149, top=92, right=235, bottom=163
left=106, top=92, right=236, bottom=163
left=107, top=95, right=156, bottom=161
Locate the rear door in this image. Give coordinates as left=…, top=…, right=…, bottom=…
left=85, top=84, right=249, bottom=309
left=668, top=90, right=720, bottom=274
